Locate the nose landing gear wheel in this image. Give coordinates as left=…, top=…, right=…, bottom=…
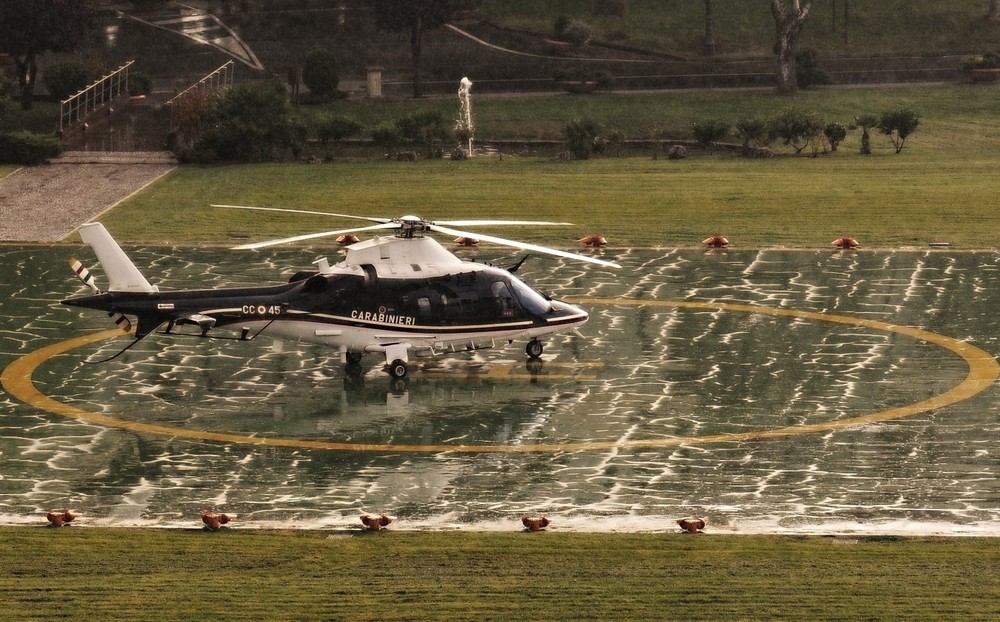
left=388, top=359, right=408, bottom=379
left=526, top=339, right=543, bottom=359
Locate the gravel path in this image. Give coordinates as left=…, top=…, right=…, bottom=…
left=0, top=152, right=176, bottom=243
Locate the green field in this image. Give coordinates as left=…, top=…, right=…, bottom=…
left=478, top=0, right=1000, bottom=57
left=4, top=527, right=1000, bottom=621
left=91, top=83, right=1000, bottom=251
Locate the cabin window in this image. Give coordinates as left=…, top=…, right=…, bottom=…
left=509, top=277, right=551, bottom=316
left=491, top=281, right=516, bottom=318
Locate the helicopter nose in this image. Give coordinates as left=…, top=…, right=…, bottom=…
left=550, top=299, right=589, bottom=326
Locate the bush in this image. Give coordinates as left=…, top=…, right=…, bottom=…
left=127, top=72, right=153, bottom=97
left=552, top=15, right=592, bottom=45
left=0, top=130, right=64, bottom=164
left=43, top=61, right=89, bottom=102
left=302, top=48, right=340, bottom=100
left=396, top=110, right=452, bottom=157
left=194, top=79, right=301, bottom=162
left=735, top=117, right=769, bottom=155
left=314, top=114, right=363, bottom=144
left=795, top=49, right=829, bottom=89
left=371, top=121, right=402, bottom=157
left=692, top=119, right=730, bottom=151
left=824, top=122, right=847, bottom=152
left=563, top=117, right=603, bottom=160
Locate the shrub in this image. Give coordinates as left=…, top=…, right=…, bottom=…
left=127, top=72, right=153, bottom=97
left=735, top=117, right=769, bottom=155
left=692, top=119, right=730, bottom=151
left=371, top=121, right=402, bottom=157
left=0, top=130, right=64, bottom=164
left=314, top=114, right=363, bottom=144
left=43, top=61, right=90, bottom=102
left=552, top=16, right=592, bottom=45
left=396, top=110, right=452, bottom=157
left=302, top=48, right=340, bottom=100
left=795, top=49, right=829, bottom=89
left=194, top=79, right=301, bottom=162
left=824, top=122, right=847, bottom=152
left=563, top=117, right=603, bottom=160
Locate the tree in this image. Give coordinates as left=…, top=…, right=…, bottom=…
left=769, top=108, right=822, bottom=155
left=0, top=0, right=97, bottom=109
left=302, top=48, right=340, bottom=100
left=372, top=0, right=456, bottom=98
left=853, top=114, right=878, bottom=155
left=769, top=0, right=813, bottom=94
left=703, top=0, right=717, bottom=56
left=878, top=108, right=920, bottom=154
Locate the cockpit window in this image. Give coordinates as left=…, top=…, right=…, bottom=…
left=508, top=276, right=551, bottom=315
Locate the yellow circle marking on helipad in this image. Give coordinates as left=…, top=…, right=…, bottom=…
left=3, top=300, right=997, bottom=454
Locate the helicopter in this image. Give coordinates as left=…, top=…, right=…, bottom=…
left=61, top=207, right=620, bottom=379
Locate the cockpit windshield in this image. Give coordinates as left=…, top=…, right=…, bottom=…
left=508, top=275, right=551, bottom=316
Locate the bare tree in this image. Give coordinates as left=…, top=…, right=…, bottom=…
left=770, top=0, right=813, bottom=94
left=703, top=0, right=716, bottom=56
left=372, top=0, right=456, bottom=98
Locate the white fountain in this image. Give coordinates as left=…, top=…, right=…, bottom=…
left=456, top=76, right=474, bottom=157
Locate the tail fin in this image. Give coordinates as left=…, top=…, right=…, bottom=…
left=78, top=223, right=157, bottom=293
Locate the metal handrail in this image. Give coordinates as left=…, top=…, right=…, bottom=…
left=59, top=60, right=134, bottom=131
left=165, top=60, right=235, bottom=108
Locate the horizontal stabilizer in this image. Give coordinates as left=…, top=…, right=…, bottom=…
left=79, top=223, right=157, bottom=293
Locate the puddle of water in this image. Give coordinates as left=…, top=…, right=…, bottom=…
left=2, top=246, right=999, bottom=534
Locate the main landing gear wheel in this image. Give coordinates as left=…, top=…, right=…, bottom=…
left=388, top=359, right=408, bottom=379
left=526, top=339, right=543, bottom=359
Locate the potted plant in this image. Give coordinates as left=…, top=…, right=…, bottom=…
left=554, top=67, right=613, bottom=94
left=545, top=16, right=593, bottom=55
left=962, top=52, right=1000, bottom=83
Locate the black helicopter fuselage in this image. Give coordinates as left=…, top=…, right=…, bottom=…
left=63, top=265, right=587, bottom=351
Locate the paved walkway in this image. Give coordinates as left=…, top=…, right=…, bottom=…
left=0, top=152, right=177, bottom=243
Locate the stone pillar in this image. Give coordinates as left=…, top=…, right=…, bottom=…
left=366, top=66, right=383, bottom=98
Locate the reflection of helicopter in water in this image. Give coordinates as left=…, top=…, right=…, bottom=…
left=62, top=207, right=619, bottom=378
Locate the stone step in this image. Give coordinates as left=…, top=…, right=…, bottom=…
left=51, top=151, right=179, bottom=165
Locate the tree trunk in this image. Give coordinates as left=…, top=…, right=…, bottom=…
left=990, top=0, right=1000, bottom=22
left=410, top=16, right=424, bottom=98
left=703, top=0, right=716, bottom=56
left=14, top=53, right=37, bottom=110
left=770, top=0, right=813, bottom=94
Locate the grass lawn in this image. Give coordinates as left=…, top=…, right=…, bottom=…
left=85, top=83, right=1000, bottom=251
left=100, top=150, right=1000, bottom=251
left=5, top=527, right=1000, bottom=621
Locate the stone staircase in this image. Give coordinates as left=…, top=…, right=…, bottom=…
left=52, top=151, right=178, bottom=165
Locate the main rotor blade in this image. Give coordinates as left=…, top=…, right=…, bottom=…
left=212, top=204, right=390, bottom=224
left=433, top=219, right=574, bottom=227
left=429, top=224, right=621, bottom=269
left=233, top=222, right=400, bottom=250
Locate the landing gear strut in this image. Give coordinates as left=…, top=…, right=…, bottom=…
left=526, top=339, right=543, bottom=359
